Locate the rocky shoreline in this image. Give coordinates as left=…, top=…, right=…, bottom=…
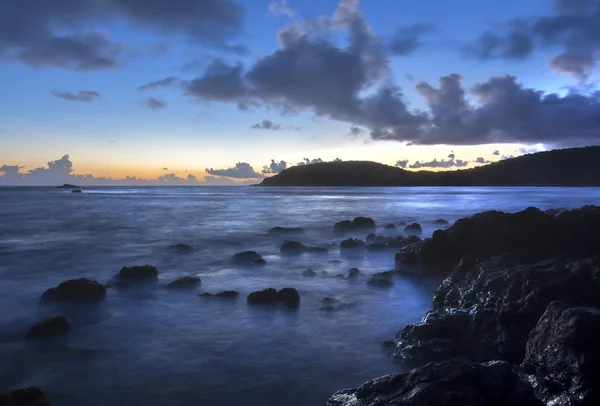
left=329, top=205, right=600, bottom=406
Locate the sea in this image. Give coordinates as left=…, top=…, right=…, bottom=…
left=1, top=186, right=599, bottom=406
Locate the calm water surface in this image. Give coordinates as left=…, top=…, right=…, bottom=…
left=1, top=186, right=599, bottom=406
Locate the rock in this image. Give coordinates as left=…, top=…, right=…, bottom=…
left=57, top=183, right=80, bottom=189
left=521, top=301, right=600, bottom=406
left=71, top=189, right=82, bottom=193
left=280, top=240, right=308, bottom=254
left=0, top=387, right=51, bottom=406
left=340, top=238, right=365, bottom=250
left=41, top=278, right=106, bottom=302
left=302, top=268, right=317, bottom=277
left=366, top=235, right=417, bottom=251
left=434, top=219, right=449, bottom=225
left=114, top=265, right=159, bottom=282
left=165, top=276, right=201, bottom=289
left=320, top=297, right=351, bottom=311
left=403, top=223, right=422, bottom=233
left=232, top=251, right=266, bottom=265
left=396, top=206, right=600, bottom=272
left=382, top=340, right=397, bottom=349
left=268, top=227, right=304, bottom=234
left=367, top=271, right=394, bottom=287
left=308, top=246, right=329, bottom=253
left=335, top=274, right=346, bottom=278
left=199, top=290, right=239, bottom=299
left=394, top=256, right=600, bottom=366
left=366, top=233, right=377, bottom=243
left=329, top=259, right=343, bottom=265
left=334, top=220, right=356, bottom=233
left=353, top=217, right=376, bottom=230
left=327, top=360, right=543, bottom=406
left=168, top=243, right=195, bottom=253
left=384, top=223, right=397, bottom=229
left=348, top=268, right=360, bottom=278
left=398, top=221, right=407, bottom=226
left=27, top=315, right=70, bottom=339
left=247, top=288, right=300, bottom=308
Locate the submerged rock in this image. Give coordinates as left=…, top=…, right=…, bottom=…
left=247, top=288, right=300, bottom=308
left=327, top=360, right=542, bottom=406
left=403, top=223, right=422, bottom=234
left=41, top=278, right=106, bottom=302
left=268, top=226, right=304, bottom=234
left=340, top=238, right=365, bottom=250
left=348, top=268, right=360, bottom=278
left=114, top=265, right=159, bottom=282
left=366, top=235, right=420, bottom=251
left=302, top=268, right=317, bottom=277
left=0, top=387, right=51, bottom=406
left=384, top=223, right=396, bottom=229
left=165, top=276, right=201, bottom=289
left=308, top=246, right=329, bottom=253
left=27, top=315, right=70, bottom=339
left=353, top=217, right=376, bottom=230
left=434, top=219, right=449, bottom=225
left=396, top=206, right=600, bottom=272
left=334, top=220, right=356, bottom=233
left=280, top=240, right=308, bottom=254
left=199, top=291, right=239, bottom=299
left=522, top=301, right=600, bottom=406
left=168, top=243, right=195, bottom=253
left=367, top=271, right=394, bottom=287
left=319, top=297, right=351, bottom=312
left=232, top=251, right=266, bottom=265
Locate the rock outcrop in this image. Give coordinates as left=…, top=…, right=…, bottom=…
left=27, top=315, right=70, bottom=339
left=168, top=244, right=195, bottom=253
left=165, top=276, right=201, bottom=289
left=232, top=251, right=266, bottom=265
left=367, top=271, right=394, bottom=287
left=41, top=278, right=106, bottom=302
left=403, top=223, right=422, bottom=234
left=268, top=227, right=304, bottom=234
left=340, top=238, right=365, bottom=250
left=0, top=387, right=51, bottom=406
left=366, top=235, right=420, bottom=251
left=247, top=288, right=300, bottom=308
left=199, top=291, right=239, bottom=299
left=113, top=265, right=159, bottom=284
left=328, top=360, right=542, bottom=406
left=334, top=217, right=376, bottom=232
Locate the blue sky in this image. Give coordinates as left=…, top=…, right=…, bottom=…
left=1, top=0, right=599, bottom=184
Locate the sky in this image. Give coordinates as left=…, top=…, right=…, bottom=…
left=1, top=0, right=599, bottom=185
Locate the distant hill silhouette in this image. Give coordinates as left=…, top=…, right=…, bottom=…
left=259, top=146, right=600, bottom=187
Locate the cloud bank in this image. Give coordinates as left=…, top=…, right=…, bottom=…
left=52, top=90, right=100, bottom=102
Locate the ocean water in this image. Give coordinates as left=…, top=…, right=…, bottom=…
left=1, top=186, right=599, bottom=406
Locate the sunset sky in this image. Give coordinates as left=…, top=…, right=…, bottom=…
left=1, top=0, right=599, bottom=185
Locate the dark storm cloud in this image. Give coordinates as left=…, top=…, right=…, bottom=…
left=389, top=24, right=436, bottom=56
left=140, top=97, right=167, bottom=110
left=251, top=120, right=282, bottom=130
left=475, top=157, right=491, bottom=164
left=262, top=160, right=287, bottom=174
left=137, top=77, right=179, bottom=91
left=395, top=160, right=409, bottom=168
left=493, top=150, right=500, bottom=155
left=52, top=90, right=101, bottom=102
left=467, top=0, right=600, bottom=77
left=409, top=158, right=469, bottom=169
left=0, top=0, right=244, bottom=70
left=206, top=162, right=263, bottom=178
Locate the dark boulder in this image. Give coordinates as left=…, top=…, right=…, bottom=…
left=268, top=227, right=304, bottom=234
left=247, top=288, right=300, bottom=308
left=403, top=223, right=422, bottom=234
left=280, top=240, right=308, bottom=254
left=232, top=251, right=266, bottom=265
left=366, top=233, right=377, bottom=243
left=348, top=268, right=360, bottom=278
left=165, top=276, right=201, bottom=289
left=353, top=217, right=376, bottom=230
left=114, top=265, right=159, bottom=282
left=327, top=360, right=543, bottom=406
left=302, top=268, right=317, bottom=277
left=334, top=220, right=356, bottom=233
left=434, top=219, right=449, bottom=225
left=340, top=238, right=365, bottom=250
left=168, top=244, right=195, bottom=253
left=0, top=387, right=51, bottom=406
left=394, top=256, right=600, bottom=366
left=199, top=290, right=239, bottom=299
left=41, top=278, right=106, bottom=302
left=27, top=315, right=70, bottom=339
left=396, top=206, right=600, bottom=272
left=522, top=301, right=600, bottom=406
left=384, top=223, right=396, bottom=229
left=367, top=271, right=394, bottom=287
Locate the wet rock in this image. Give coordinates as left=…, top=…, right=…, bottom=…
left=280, top=240, right=308, bottom=254
left=334, top=220, right=356, bottom=233
left=247, top=287, right=300, bottom=308
left=327, top=360, right=543, bottom=406
left=434, top=219, right=449, bottom=225
left=382, top=340, right=397, bottom=349
left=353, top=217, right=376, bottom=230
left=521, top=301, right=600, bottom=406
left=232, top=251, right=266, bottom=265
left=348, top=268, right=360, bottom=278
left=168, top=243, right=195, bottom=253
left=384, top=223, right=396, bottom=229
left=113, top=265, right=159, bottom=283
left=302, top=268, right=317, bottom=277
left=396, top=206, right=600, bottom=272
left=0, top=387, right=51, bottom=406
left=366, top=235, right=418, bottom=251
left=165, top=276, right=201, bottom=289
left=340, top=238, right=365, bottom=250
left=403, top=223, right=422, bottom=234
left=268, top=226, right=304, bottom=234
left=27, top=315, right=70, bottom=339
left=366, top=233, right=377, bottom=244
left=367, top=271, right=394, bottom=287
left=199, top=290, right=239, bottom=299
left=394, top=256, right=600, bottom=366
left=41, top=278, right=106, bottom=302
